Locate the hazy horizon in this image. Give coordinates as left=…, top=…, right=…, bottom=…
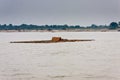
left=0, top=0, right=120, bottom=26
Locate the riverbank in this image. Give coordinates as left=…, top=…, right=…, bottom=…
left=0, top=29, right=119, bottom=32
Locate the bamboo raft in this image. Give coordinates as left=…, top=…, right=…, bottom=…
left=10, top=37, right=94, bottom=43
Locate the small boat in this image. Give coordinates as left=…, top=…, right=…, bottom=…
left=10, top=37, right=94, bottom=43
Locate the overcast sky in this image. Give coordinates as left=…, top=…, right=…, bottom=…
left=0, top=0, right=120, bottom=26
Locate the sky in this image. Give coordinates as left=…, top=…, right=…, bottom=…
left=0, top=0, right=120, bottom=26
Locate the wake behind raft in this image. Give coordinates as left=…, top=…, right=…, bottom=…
left=10, top=37, right=94, bottom=43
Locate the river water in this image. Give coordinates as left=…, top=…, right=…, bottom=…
left=0, top=32, right=120, bottom=80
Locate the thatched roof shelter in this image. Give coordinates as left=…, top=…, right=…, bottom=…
left=52, top=37, right=62, bottom=42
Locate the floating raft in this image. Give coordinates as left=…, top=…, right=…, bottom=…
left=10, top=37, right=94, bottom=43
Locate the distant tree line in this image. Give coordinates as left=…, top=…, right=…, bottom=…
left=0, top=22, right=119, bottom=30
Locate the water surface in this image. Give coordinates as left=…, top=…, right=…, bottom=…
left=0, top=32, right=120, bottom=80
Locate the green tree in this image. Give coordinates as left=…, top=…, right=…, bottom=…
left=118, top=22, right=120, bottom=27
left=109, top=22, right=118, bottom=29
